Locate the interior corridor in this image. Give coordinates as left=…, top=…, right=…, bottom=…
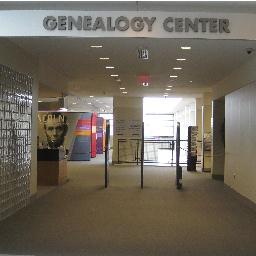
left=0, top=158, right=255, bottom=256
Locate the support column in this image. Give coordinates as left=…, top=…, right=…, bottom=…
left=30, top=77, right=39, bottom=195
left=112, top=96, right=143, bottom=164
left=211, top=98, right=225, bottom=180
left=202, top=93, right=212, bottom=172
left=196, top=98, right=203, bottom=169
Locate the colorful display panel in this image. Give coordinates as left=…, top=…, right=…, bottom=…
left=96, top=117, right=104, bottom=154
left=91, top=112, right=97, bottom=158
left=38, top=112, right=95, bottom=161
left=69, top=113, right=92, bottom=161
left=103, top=118, right=106, bottom=151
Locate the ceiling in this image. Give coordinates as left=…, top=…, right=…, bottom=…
left=2, top=1, right=256, bottom=13
left=65, top=96, right=113, bottom=113
left=11, top=37, right=256, bottom=99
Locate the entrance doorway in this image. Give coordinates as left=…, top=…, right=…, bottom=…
left=3, top=35, right=256, bottom=218
left=143, top=97, right=196, bottom=166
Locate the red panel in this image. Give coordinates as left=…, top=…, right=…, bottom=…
left=91, top=112, right=97, bottom=158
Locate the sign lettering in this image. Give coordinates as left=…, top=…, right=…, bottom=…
left=43, top=16, right=230, bottom=33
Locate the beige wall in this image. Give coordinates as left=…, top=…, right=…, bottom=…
left=196, top=98, right=203, bottom=141
left=112, top=96, right=143, bottom=163
left=213, top=54, right=256, bottom=100
left=212, top=50, right=256, bottom=203
left=38, top=60, right=70, bottom=94
left=225, top=83, right=256, bottom=203
left=0, top=39, right=39, bottom=195
left=202, top=93, right=212, bottom=134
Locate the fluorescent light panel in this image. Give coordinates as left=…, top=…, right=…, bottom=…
left=59, top=108, right=68, bottom=111
left=181, top=46, right=191, bottom=50
left=170, top=75, right=178, bottom=78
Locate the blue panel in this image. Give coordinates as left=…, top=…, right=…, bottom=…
left=69, top=133, right=91, bottom=161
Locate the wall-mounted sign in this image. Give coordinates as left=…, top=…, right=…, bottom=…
left=1, top=11, right=256, bottom=40
left=138, top=48, right=149, bottom=60
left=43, top=15, right=230, bottom=33
left=115, top=119, right=141, bottom=139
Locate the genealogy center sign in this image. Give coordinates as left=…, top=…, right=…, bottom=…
left=43, top=15, right=230, bottom=34
left=0, top=11, right=256, bottom=39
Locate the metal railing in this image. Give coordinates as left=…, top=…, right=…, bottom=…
left=117, top=137, right=190, bottom=166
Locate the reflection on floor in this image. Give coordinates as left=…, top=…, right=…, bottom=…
left=0, top=156, right=256, bottom=256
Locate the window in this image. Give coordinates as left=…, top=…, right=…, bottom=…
left=144, top=114, right=174, bottom=138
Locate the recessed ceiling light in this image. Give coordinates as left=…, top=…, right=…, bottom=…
left=142, top=82, right=149, bottom=87
left=110, top=74, right=119, bottom=77
left=72, top=102, right=77, bottom=105
left=181, top=46, right=191, bottom=50
left=59, top=108, right=68, bottom=111
left=95, top=99, right=99, bottom=102
left=89, top=95, right=94, bottom=98
left=105, top=66, right=115, bottom=69
left=170, top=75, right=178, bottom=78
left=122, top=91, right=128, bottom=94
left=173, top=67, right=182, bottom=70
left=120, top=87, right=125, bottom=90
left=166, top=88, right=172, bottom=91
left=88, top=102, right=92, bottom=105
left=90, top=45, right=103, bottom=48
left=38, top=100, right=42, bottom=103
left=99, top=57, right=109, bottom=60
left=167, top=85, right=173, bottom=88
left=176, top=58, right=186, bottom=61
left=189, top=80, right=193, bottom=83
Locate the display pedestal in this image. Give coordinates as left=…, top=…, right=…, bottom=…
left=37, top=149, right=68, bottom=186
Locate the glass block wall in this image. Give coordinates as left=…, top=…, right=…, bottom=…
left=0, top=64, right=32, bottom=221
